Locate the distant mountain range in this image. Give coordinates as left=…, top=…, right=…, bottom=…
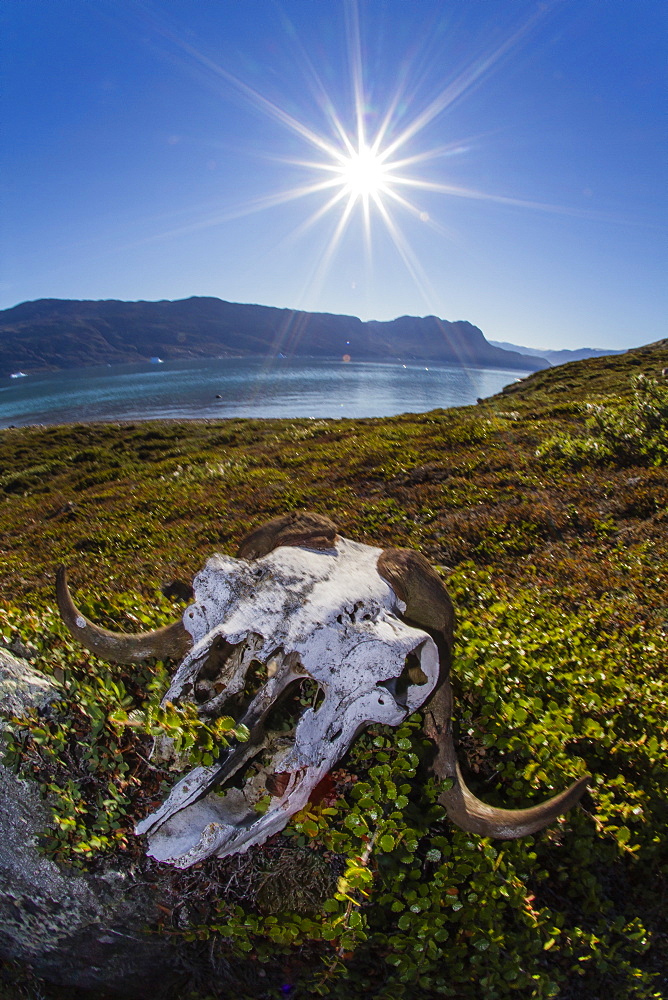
left=488, top=340, right=625, bottom=367
left=0, top=297, right=549, bottom=376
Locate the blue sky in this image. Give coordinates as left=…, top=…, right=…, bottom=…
left=2, top=0, right=665, bottom=349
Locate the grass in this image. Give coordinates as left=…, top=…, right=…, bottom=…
left=0, top=343, right=667, bottom=999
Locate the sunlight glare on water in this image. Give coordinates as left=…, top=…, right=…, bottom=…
left=0, top=357, right=523, bottom=428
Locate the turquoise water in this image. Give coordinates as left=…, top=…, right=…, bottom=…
left=0, top=357, right=524, bottom=428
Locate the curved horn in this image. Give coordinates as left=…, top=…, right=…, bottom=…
left=377, top=548, right=454, bottom=661
left=422, top=679, right=590, bottom=838
left=237, top=511, right=338, bottom=560
left=378, top=547, right=590, bottom=838
left=448, top=764, right=591, bottom=838
left=56, top=566, right=193, bottom=664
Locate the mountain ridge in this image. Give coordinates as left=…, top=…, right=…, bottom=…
left=488, top=339, right=626, bottom=367
left=0, top=296, right=545, bottom=375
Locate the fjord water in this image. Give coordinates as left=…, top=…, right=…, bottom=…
left=0, top=357, right=524, bottom=428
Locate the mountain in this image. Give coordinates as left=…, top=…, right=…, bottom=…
left=0, top=297, right=545, bottom=375
left=488, top=340, right=626, bottom=367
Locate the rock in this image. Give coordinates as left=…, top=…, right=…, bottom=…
left=0, top=650, right=184, bottom=997
left=0, top=648, right=54, bottom=718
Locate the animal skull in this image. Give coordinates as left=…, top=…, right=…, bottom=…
left=57, top=512, right=590, bottom=869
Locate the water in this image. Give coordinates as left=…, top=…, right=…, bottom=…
left=0, top=357, right=523, bottom=428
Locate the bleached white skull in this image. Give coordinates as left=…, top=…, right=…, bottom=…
left=135, top=536, right=439, bottom=865
left=57, top=512, right=591, bottom=869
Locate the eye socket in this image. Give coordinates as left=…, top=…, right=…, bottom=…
left=245, top=658, right=269, bottom=696
left=194, top=634, right=267, bottom=713
left=404, top=651, right=428, bottom=686
left=211, top=656, right=270, bottom=718
left=199, top=635, right=238, bottom=679
left=378, top=650, right=429, bottom=708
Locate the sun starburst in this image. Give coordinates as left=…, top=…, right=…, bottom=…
left=146, top=2, right=575, bottom=305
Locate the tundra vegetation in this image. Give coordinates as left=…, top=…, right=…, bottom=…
left=0, top=342, right=667, bottom=999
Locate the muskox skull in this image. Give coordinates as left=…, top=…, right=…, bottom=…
left=57, top=512, right=589, bottom=868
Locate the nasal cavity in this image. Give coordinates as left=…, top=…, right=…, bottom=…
left=264, top=676, right=325, bottom=733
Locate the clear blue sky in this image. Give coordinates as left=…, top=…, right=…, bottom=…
left=2, top=0, right=666, bottom=349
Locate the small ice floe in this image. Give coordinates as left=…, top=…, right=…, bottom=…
left=9, top=372, right=27, bottom=378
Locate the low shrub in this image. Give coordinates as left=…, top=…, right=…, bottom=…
left=537, top=376, right=668, bottom=468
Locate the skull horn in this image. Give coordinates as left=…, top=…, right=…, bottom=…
left=422, top=679, right=590, bottom=838
left=237, top=511, right=338, bottom=559
left=56, top=566, right=193, bottom=664
left=377, top=548, right=455, bottom=664
left=378, top=547, right=590, bottom=838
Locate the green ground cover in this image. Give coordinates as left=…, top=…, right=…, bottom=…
left=1, top=342, right=667, bottom=999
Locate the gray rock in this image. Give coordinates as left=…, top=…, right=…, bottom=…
left=0, top=647, right=55, bottom=720
left=0, top=649, right=186, bottom=997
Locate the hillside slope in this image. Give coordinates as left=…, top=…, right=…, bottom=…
left=498, top=337, right=668, bottom=410
left=0, top=341, right=666, bottom=999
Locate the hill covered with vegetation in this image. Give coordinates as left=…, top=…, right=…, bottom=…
left=0, top=341, right=666, bottom=999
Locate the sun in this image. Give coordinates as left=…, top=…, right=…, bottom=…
left=338, top=143, right=389, bottom=200
left=160, top=3, right=554, bottom=301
